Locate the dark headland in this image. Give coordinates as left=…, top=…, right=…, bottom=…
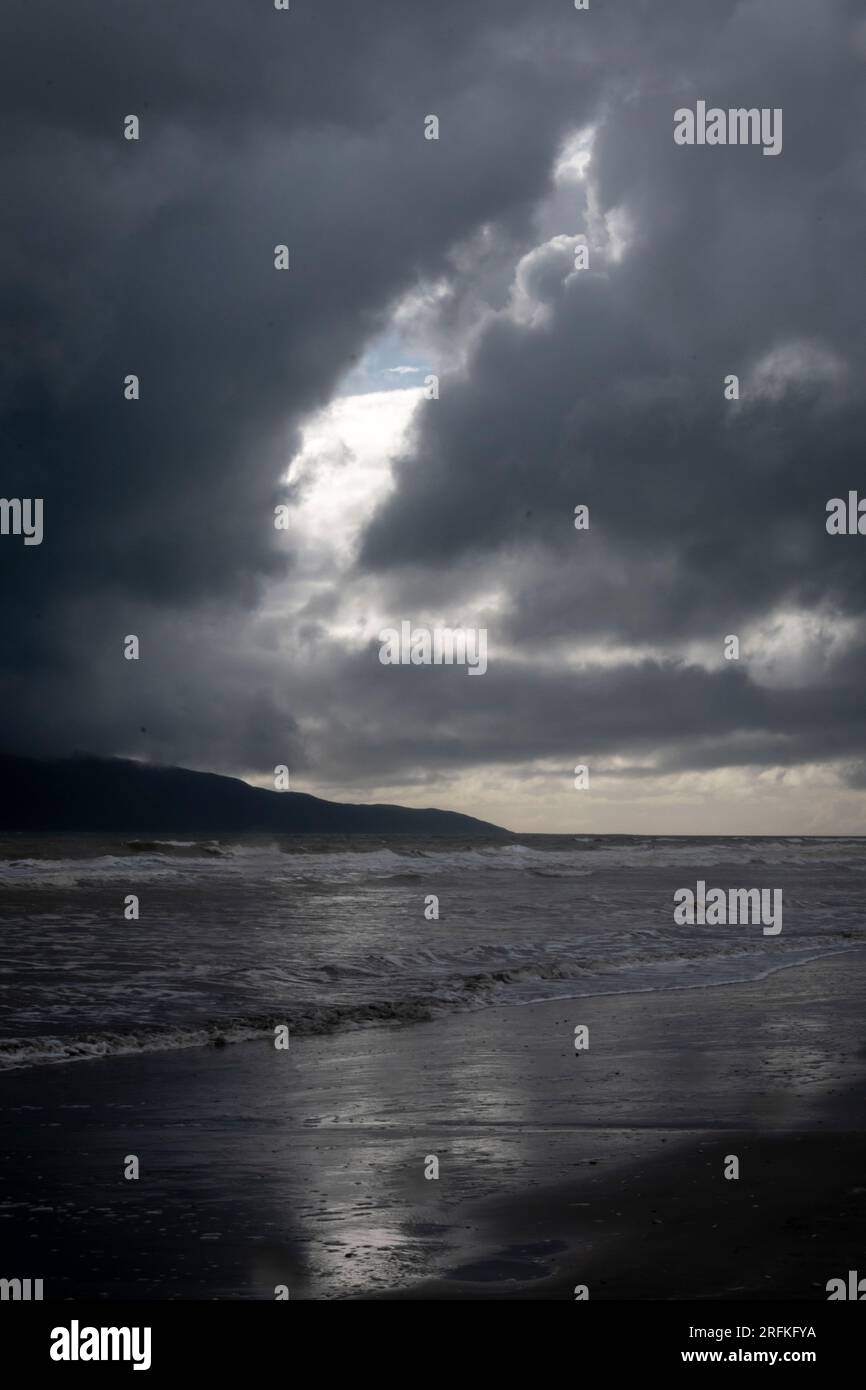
left=0, top=752, right=507, bottom=836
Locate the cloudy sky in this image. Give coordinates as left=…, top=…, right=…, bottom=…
left=3, top=0, right=866, bottom=833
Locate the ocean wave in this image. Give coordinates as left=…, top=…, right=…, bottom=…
left=0, top=998, right=441, bottom=1072
left=124, top=839, right=227, bottom=856
left=1, top=941, right=860, bottom=1073
left=1, top=835, right=863, bottom=888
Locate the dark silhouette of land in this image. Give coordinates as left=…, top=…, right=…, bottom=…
left=0, top=752, right=506, bottom=836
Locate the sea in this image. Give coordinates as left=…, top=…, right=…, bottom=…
left=0, top=834, right=864, bottom=1071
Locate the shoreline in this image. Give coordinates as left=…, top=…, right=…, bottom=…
left=1, top=940, right=861, bottom=1077
left=1, top=949, right=864, bottom=1300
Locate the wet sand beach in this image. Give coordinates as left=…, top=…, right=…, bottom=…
left=1, top=949, right=864, bottom=1300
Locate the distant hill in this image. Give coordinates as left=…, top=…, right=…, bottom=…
left=0, top=753, right=506, bottom=836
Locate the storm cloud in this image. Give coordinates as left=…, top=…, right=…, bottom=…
left=2, top=0, right=866, bottom=831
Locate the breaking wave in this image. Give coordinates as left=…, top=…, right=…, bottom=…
left=1, top=832, right=863, bottom=1072
left=0, top=941, right=860, bottom=1073
left=2, top=834, right=864, bottom=889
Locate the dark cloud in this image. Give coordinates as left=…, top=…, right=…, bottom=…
left=3, top=1, right=866, bottom=825
left=360, top=0, right=866, bottom=649
left=1, top=0, right=603, bottom=602
left=285, top=639, right=866, bottom=786
left=0, top=0, right=601, bottom=731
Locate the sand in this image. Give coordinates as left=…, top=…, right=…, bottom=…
left=1, top=949, right=864, bottom=1300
